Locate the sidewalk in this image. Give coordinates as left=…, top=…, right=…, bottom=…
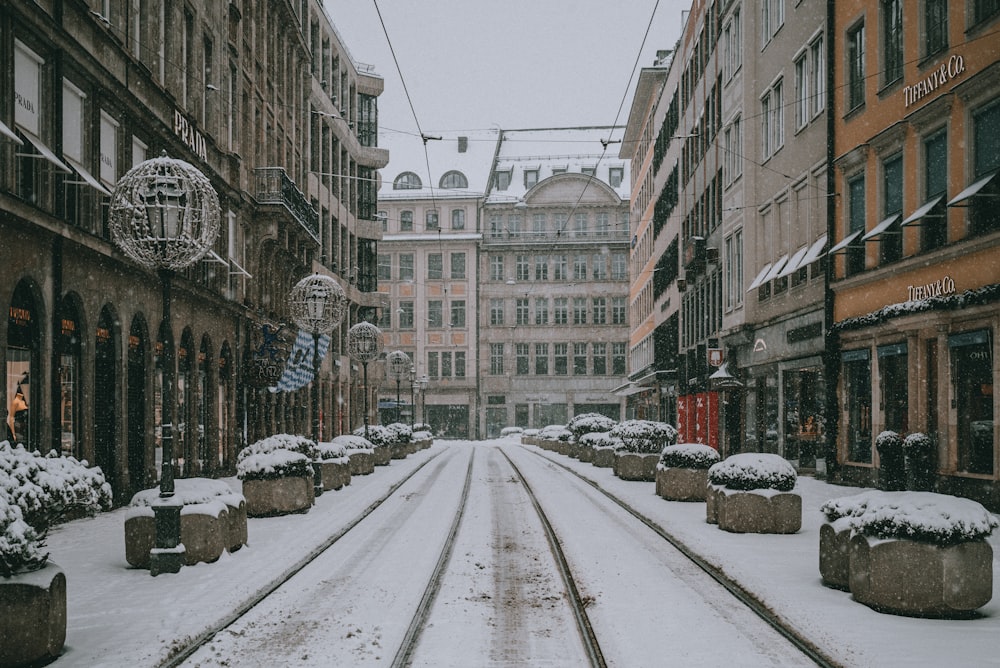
left=38, top=440, right=1000, bottom=667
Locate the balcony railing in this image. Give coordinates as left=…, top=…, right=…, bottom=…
left=254, top=167, right=319, bottom=243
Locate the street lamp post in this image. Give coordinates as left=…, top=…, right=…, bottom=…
left=109, top=151, right=220, bottom=576
left=289, top=273, right=346, bottom=498
left=346, top=322, right=383, bottom=439
left=386, top=350, right=410, bottom=425
left=408, top=365, right=416, bottom=429
left=417, top=374, right=429, bottom=427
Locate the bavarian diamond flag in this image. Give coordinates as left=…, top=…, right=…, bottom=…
left=269, top=330, right=331, bottom=393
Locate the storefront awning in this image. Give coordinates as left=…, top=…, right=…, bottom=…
left=948, top=171, right=999, bottom=207
left=860, top=213, right=901, bottom=241
left=65, top=156, right=113, bottom=196
left=776, top=245, right=810, bottom=278
left=17, top=128, right=71, bottom=172
left=799, top=235, right=828, bottom=265
left=901, top=195, right=945, bottom=226
left=761, top=254, right=789, bottom=282
left=614, top=383, right=651, bottom=397
left=746, top=262, right=773, bottom=291
left=0, top=119, right=23, bottom=145
left=828, top=230, right=862, bottom=254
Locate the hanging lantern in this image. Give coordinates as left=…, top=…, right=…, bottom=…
left=347, top=321, right=384, bottom=363
left=289, top=273, right=346, bottom=335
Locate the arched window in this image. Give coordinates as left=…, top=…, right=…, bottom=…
left=393, top=172, right=422, bottom=190
left=439, top=170, right=468, bottom=189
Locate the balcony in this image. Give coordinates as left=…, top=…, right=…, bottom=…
left=254, top=167, right=319, bottom=244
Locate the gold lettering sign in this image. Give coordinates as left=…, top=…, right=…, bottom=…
left=907, top=275, right=956, bottom=301
left=904, top=55, right=966, bottom=108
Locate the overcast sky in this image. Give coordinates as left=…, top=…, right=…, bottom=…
left=323, top=0, right=691, bottom=143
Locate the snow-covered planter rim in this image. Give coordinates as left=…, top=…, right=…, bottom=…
left=316, top=441, right=349, bottom=460
left=500, top=426, right=524, bottom=436
left=129, top=478, right=239, bottom=508
left=708, top=453, right=797, bottom=491
left=821, top=491, right=999, bottom=546
left=658, top=443, right=721, bottom=470
left=237, top=450, right=311, bottom=481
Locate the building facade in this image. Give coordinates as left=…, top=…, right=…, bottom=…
left=479, top=127, right=631, bottom=437
left=1, top=0, right=386, bottom=503
left=829, top=0, right=1000, bottom=507
left=376, top=131, right=494, bottom=437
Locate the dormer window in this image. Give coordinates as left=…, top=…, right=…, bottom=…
left=393, top=171, right=422, bottom=190
left=440, top=170, right=468, bottom=189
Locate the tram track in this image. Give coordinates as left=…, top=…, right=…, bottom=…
left=518, top=443, right=839, bottom=668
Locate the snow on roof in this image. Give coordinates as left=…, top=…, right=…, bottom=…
left=489, top=126, right=630, bottom=202
left=379, top=129, right=498, bottom=198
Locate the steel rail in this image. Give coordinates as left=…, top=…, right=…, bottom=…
left=499, top=448, right=608, bottom=668
left=160, top=448, right=448, bottom=668
left=523, top=446, right=839, bottom=668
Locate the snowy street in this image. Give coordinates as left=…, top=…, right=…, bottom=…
left=42, top=440, right=1000, bottom=667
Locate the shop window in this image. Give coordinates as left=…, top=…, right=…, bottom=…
left=783, top=368, right=825, bottom=466
left=843, top=349, right=873, bottom=463
left=878, top=343, right=909, bottom=434
left=950, top=331, right=994, bottom=475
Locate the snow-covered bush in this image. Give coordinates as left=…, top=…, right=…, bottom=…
left=316, top=440, right=349, bottom=461
left=876, top=430, right=905, bottom=491
left=903, top=432, right=933, bottom=458
left=331, top=434, right=375, bottom=452
left=824, top=491, right=999, bottom=547
left=608, top=420, right=678, bottom=454
left=0, top=442, right=112, bottom=530
left=538, top=425, right=572, bottom=442
left=708, top=453, right=797, bottom=492
left=355, top=425, right=394, bottom=447
left=384, top=422, right=413, bottom=445
left=237, top=450, right=311, bottom=481
left=413, top=423, right=433, bottom=436
left=658, top=443, right=720, bottom=470
left=0, top=495, right=46, bottom=577
left=523, top=428, right=539, bottom=438
left=566, top=413, right=616, bottom=441
left=580, top=432, right=623, bottom=450
left=500, top=426, right=523, bottom=437
left=237, top=434, right=318, bottom=462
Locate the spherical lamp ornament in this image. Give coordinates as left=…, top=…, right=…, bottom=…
left=386, top=350, right=411, bottom=380
left=289, top=273, right=346, bottom=334
left=109, top=151, right=221, bottom=270
left=347, top=321, right=384, bottom=363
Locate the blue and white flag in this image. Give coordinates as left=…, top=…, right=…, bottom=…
left=269, top=330, right=331, bottom=393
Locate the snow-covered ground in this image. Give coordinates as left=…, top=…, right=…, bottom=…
left=37, top=439, right=1000, bottom=667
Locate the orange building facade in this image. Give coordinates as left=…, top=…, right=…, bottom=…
left=829, top=1, right=1000, bottom=506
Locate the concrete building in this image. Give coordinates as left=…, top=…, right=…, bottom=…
left=376, top=130, right=495, bottom=437
left=828, top=0, right=1000, bottom=507
left=1, top=0, right=385, bottom=503
left=479, top=127, right=631, bottom=437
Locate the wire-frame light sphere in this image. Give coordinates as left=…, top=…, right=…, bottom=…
left=386, top=350, right=411, bottom=381
left=109, top=151, right=221, bottom=270
left=289, top=273, right=346, bottom=335
left=347, top=321, right=384, bottom=363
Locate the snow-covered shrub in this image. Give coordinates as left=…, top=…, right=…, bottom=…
left=876, top=430, right=905, bottom=491
left=708, top=453, right=797, bottom=492
left=903, top=432, right=936, bottom=491
left=829, top=491, right=999, bottom=547
left=237, top=450, right=311, bottom=481
left=316, top=440, right=349, bottom=461
left=237, top=434, right=318, bottom=462
left=331, top=434, right=375, bottom=452
left=566, top=413, right=616, bottom=441
left=609, top=420, right=678, bottom=454
left=903, top=432, right=933, bottom=458
left=538, top=425, right=572, bottom=442
left=658, top=443, right=720, bottom=470
left=0, top=494, right=47, bottom=577
left=129, top=478, right=238, bottom=508
left=580, top=432, right=623, bottom=450
left=413, top=430, right=432, bottom=442
left=523, top=428, right=539, bottom=437
left=0, top=442, right=112, bottom=530
left=355, top=425, right=394, bottom=447
left=500, top=426, right=523, bottom=437
left=385, top=422, right=413, bottom=445
left=413, top=423, right=433, bottom=436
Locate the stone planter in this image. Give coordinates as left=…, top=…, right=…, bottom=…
left=125, top=496, right=247, bottom=568
left=655, top=467, right=709, bottom=501
left=613, top=452, right=660, bottom=481
left=593, top=447, right=617, bottom=468
left=567, top=442, right=584, bottom=459
left=716, top=489, right=801, bottom=534
left=347, top=450, right=375, bottom=475
left=243, top=475, right=314, bottom=517
left=318, top=459, right=352, bottom=491
left=849, top=534, right=993, bottom=617
left=706, top=484, right=723, bottom=523
left=373, top=446, right=393, bottom=466
left=819, top=520, right=853, bottom=591
left=578, top=446, right=595, bottom=463
left=0, top=561, right=66, bottom=666
left=390, top=444, right=408, bottom=459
